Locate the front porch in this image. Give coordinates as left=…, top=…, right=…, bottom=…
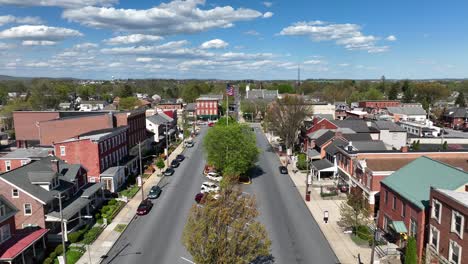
left=311, top=159, right=336, bottom=181
left=0, top=228, right=48, bottom=264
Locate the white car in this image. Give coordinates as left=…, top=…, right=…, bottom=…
left=206, top=172, right=222, bottom=182
left=201, top=181, right=220, bottom=193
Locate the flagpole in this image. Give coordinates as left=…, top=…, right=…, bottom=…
left=226, top=92, right=228, bottom=126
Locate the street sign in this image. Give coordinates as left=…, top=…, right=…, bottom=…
left=137, top=176, right=142, bottom=187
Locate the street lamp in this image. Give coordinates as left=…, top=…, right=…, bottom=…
left=138, top=142, right=144, bottom=202
left=165, top=123, right=169, bottom=168
left=55, top=193, right=67, bottom=264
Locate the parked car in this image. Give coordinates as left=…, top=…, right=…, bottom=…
left=148, top=185, right=162, bottom=199
left=206, top=172, right=222, bottom=182
left=201, top=181, right=220, bottom=193
left=208, top=122, right=214, bottom=127
left=136, top=199, right=153, bottom=215
left=176, top=154, right=185, bottom=162
left=194, top=193, right=204, bottom=203
left=203, top=164, right=217, bottom=175
left=185, top=140, right=194, bottom=147
left=171, top=159, right=180, bottom=168
left=164, top=168, right=175, bottom=176
left=238, top=174, right=251, bottom=184
left=279, top=166, right=288, bottom=174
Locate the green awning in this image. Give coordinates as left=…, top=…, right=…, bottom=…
left=390, top=221, right=407, bottom=233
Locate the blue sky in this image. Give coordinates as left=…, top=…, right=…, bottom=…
left=0, top=0, right=467, bottom=80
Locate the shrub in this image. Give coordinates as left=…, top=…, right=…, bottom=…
left=82, top=227, right=103, bottom=244
left=296, top=153, right=308, bottom=170
left=68, top=225, right=90, bottom=243
left=54, top=245, right=64, bottom=256
left=405, top=237, right=417, bottom=264
left=43, top=257, right=53, bottom=264
left=49, top=252, right=57, bottom=260
left=108, top=200, right=117, bottom=206
left=356, top=225, right=371, bottom=241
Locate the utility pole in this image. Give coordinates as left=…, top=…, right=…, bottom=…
left=139, top=142, right=144, bottom=201
left=165, top=123, right=169, bottom=167
left=58, top=194, right=67, bottom=264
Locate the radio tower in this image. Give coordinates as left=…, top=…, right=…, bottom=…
left=296, top=64, right=301, bottom=89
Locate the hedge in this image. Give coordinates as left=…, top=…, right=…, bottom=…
left=68, top=225, right=90, bottom=243
left=82, top=226, right=104, bottom=245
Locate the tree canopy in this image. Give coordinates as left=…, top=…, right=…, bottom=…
left=455, top=91, right=466, bottom=107
left=118, top=97, right=139, bottom=110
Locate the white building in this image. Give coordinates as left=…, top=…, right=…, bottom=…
left=79, top=101, right=107, bottom=111
left=398, top=120, right=441, bottom=137
left=386, top=106, right=427, bottom=122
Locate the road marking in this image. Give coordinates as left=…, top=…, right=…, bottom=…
left=180, top=256, right=195, bottom=263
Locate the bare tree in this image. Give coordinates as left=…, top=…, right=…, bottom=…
left=264, top=95, right=312, bottom=150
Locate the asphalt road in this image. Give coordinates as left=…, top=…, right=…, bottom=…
left=102, top=129, right=207, bottom=264
left=243, top=124, right=339, bottom=264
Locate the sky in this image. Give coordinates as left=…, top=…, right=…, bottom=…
left=0, top=0, right=467, bottom=80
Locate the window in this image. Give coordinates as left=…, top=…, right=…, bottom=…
left=432, top=199, right=442, bottom=223
left=20, top=160, right=28, bottom=166
left=60, top=146, right=66, bottom=156
left=451, top=211, right=464, bottom=238
left=0, top=224, right=11, bottom=243
left=392, top=196, right=397, bottom=210
left=4, top=161, right=11, bottom=172
left=449, top=240, right=461, bottom=264
left=384, top=190, right=388, bottom=205
left=401, top=202, right=406, bottom=217
left=11, top=189, right=18, bottom=198
left=0, top=205, right=5, bottom=217
left=24, top=203, right=32, bottom=215
left=99, top=143, right=103, bottom=153
left=409, top=218, right=417, bottom=237
left=429, top=225, right=440, bottom=252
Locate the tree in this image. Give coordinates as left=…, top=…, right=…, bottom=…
left=402, top=80, right=414, bottom=103
left=404, top=237, right=418, bottom=264
left=274, top=83, right=294, bottom=94
left=338, top=190, right=371, bottom=232
left=119, top=84, right=133, bottom=98
left=118, top=97, right=139, bottom=110
left=388, top=83, right=399, bottom=100
left=455, top=91, right=466, bottom=107
left=265, top=95, right=312, bottom=150
left=182, top=188, right=271, bottom=264
left=204, top=123, right=259, bottom=180
left=155, top=158, right=165, bottom=173
left=364, top=87, right=384, bottom=100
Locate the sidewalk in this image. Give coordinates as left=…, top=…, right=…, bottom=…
left=76, top=142, right=186, bottom=264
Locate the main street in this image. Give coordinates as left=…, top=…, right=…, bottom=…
left=103, top=124, right=338, bottom=264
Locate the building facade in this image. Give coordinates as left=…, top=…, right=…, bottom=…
left=358, top=100, right=401, bottom=109
left=196, top=97, right=220, bottom=120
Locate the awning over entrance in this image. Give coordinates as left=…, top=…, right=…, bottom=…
left=390, top=221, right=408, bottom=233
left=0, top=228, right=48, bottom=262
left=46, top=198, right=91, bottom=222
left=80, top=182, right=104, bottom=198
left=311, top=159, right=334, bottom=172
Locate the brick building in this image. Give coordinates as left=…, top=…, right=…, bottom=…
left=196, top=97, right=220, bottom=120
left=358, top=100, right=401, bottom=109
left=54, top=127, right=129, bottom=183
left=443, top=108, right=468, bottom=130
left=377, top=157, right=468, bottom=262
left=0, top=148, right=51, bottom=173
left=426, top=188, right=467, bottom=264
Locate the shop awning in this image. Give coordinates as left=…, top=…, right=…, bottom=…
left=390, top=221, right=407, bottom=233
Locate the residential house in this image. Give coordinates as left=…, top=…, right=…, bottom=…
left=386, top=106, right=427, bottom=122
left=426, top=188, right=467, bottom=264
left=0, top=148, right=51, bottom=173
left=0, top=196, right=49, bottom=264
left=377, top=157, right=468, bottom=262
left=443, top=108, right=468, bottom=130
left=334, top=102, right=348, bottom=120
left=79, top=101, right=107, bottom=111
left=369, top=121, right=408, bottom=149
left=146, top=113, right=175, bottom=152
left=185, top=103, right=196, bottom=120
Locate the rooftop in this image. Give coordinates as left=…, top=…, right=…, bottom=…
left=59, top=127, right=128, bottom=143
left=147, top=114, right=170, bottom=125
left=366, top=157, right=468, bottom=172
left=434, top=188, right=468, bottom=208
left=371, top=120, right=407, bottom=132
left=386, top=106, right=427, bottom=116
left=331, top=119, right=370, bottom=133
left=0, top=148, right=51, bottom=160
left=381, top=156, right=468, bottom=209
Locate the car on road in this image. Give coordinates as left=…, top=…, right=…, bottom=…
left=201, top=181, right=220, bottom=193
left=185, top=140, right=194, bottom=147
left=279, top=166, right=288, bottom=174
left=171, top=159, right=180, bottom=168
left=194, top=193, right=204, bottom=203
left=148, top=185, right=162, bottom=199
left=163, top=167, right=175, bottom=176
left=136, top=199, right=153, bottom=215
left=175, top=154, right=185, bottom=162
left=208, top=122, right=214, bottom=127
left=206, top=172, right=222, bottom=182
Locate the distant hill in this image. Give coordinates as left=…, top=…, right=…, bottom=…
left=0, top=75, right=78, bottom=81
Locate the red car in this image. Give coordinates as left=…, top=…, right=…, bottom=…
left=208, top=122, right=214, bottom=127
left=136, top=199, right=153, bottom=215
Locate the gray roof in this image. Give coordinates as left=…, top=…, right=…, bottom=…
left=100, top=166, right=125, bottom=176
left=315, top=114, right=334, bottom=121
left=351, top=141, right=388, bottom=151
left=246, top=89, right=278, bottom=100
left=324, top=139, right=347, bottom=155
left=331, top=120, right=370, bottom=133
left=60, top=163, right=81, bottom=182
left=159, top=112, right=174, bottom=123
left=81, top=182, right=104, bottom=198
left=28, top=171, right=56, bottom=184
left=147, top=114, right=169, bottom=125
left=0, top=148, right=51, bottom=159
left=435, top=189, right=468, bottom=208
left=185, top=103, right=196, bottom=111
left=307, top=149, right=320, bottom=158
left=372, top=121, right=407, bottom=132
left=342, top=133, right=372, bottom=141
left=199, top=94, right=223, bottom=100
left=444, top=107, right=468, bottom=118
left=387, top=106, right=427, bottom=116
left=315, top=130, right=336, bottom=147
left=46, top=197, right=90, bottom=221
left=311, top=159, right=333, bottom=171
left=307, top=129, right=330, bottom=140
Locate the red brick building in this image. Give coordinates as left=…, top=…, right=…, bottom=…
left=306, top=117, right=337, bottom=134
left=54, top=127, right=128, bottom=182
left=0, top=148, right=51, bottom=173
left=113, top=110, right=146, bottom=149
left=358, top=100, right=400, bottom=109
left=377, top=157, right=468, bottom=262
left=426, top=188, right=467, bottom=264
left=196, top=97, right=220, bottom=120
left=443, top=108, right=468, bottom=130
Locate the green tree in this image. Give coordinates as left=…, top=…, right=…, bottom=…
left=155, top=158, right=165, bottom=173
left=119, top=84, right=133, bottom=98
left=455, top=91, right=466, bottom=107
left=182, top=188, right=271, bottom=264
left=204, top=123, right=259, bottom=180
left=296, top=153, right=307, bottom=170
left=338, top=190, right=370, bottom=232
left=364, top=87, right=384, bottom=100
left=404, top=237, right=418, bottom=264
left=275, top=83, right=294, bottom=94
left=118, top=97, right=139, bottom=110
left=388, top=84, right=399, bottom=100
left=402, top=80, right=414, bottom=103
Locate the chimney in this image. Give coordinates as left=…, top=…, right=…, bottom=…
left=400, top=146, right=408, bottom=153
left=347, top=141, right=353, bottom=151
left=51, top=159, right=59, bottom=173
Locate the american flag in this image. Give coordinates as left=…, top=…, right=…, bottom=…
left=226, top=84, right=235, bottom=96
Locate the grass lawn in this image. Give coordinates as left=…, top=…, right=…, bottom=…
left=350, top=234, right=369, bottom=246
left=114, top=224, right=127, bottom=233
left=119, top=185, right=140, bottom=198
left=54, top=249, right=84, bottom=264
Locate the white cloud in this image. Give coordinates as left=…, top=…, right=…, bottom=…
left=338, top=63, right=350, bottom=67
left=303, top=60, right=322, bottom=65
left=279, top=21, right=390, bottom=53
left=108, top=62, right=123, bottom=67
left=0, top=25, right=83, bottom=41
left=200, top=39, right=228, bottom=49
left=386, top=35, right=397, bottom=41
left=62, top=0, right=264, bottom=35
left=25, top=62, right=50, bottom=67
left=244, top=30, right=260, bottom=36
left=74, top=43, right=99, bottom=49
left=136, top=57, right=153, bottom=62
left=263, top=12, right=274, bottom=18
left=263, top=2, right=273, bottom=7
left=0, top=15, right=43, bottom=26
left=22, top=40, right=56, bottom=46
left=0, top=42, right=14, bottom=49
left=0, top=0, right=117, bottom=8
left=104, top=34, right=163, bottom=45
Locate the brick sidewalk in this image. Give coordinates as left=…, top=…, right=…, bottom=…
left=76, top=142, right=186, bottom=264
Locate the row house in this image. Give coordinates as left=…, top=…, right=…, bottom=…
left=386, top=106, right=427, bottom=122
left=426, top=188, right=467, bottom=264
left=0, top=196, right=49, bottom=264
left=53, top=127, right=130, bottom=184
left=0, top=148, right=51, bottom=173
left=358, top=100, right=400, bottom=110
left=443, top=108, right=468, bottom=130
left=0, top=156, right=103, bottom=242
left=377, top=157, right=468, bottom=262
left=196, top=97, right=220, bottom=120
left=146, top=112, right=178, bottom=153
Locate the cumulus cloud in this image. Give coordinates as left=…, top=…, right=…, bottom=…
left=74, top=42, right=99, bottom=49
left=279, top=21, right=390, bottom=53
left=386, top=35, right=397, bottom=41
left=22, top=40, right=56, bottom=46
left=0, top=25, right=83, bottom=41
left=104, top=34, right=163, bottom=45
left=62, top=0, right=264, bottom=35
left=0, top=42, right=14, bottom=49
left=136, top=57, right=153, bottom=62
left=263, top=2, right=273, bottom=7
left=200, top=39, right=228, bottom=49
left=0, top=0, right=117, bottom=8
left=263, top=12, right=273, bottom=18
left=0, top=15, right=43, bottom=26
left=303, top=60, right=322, bottom=65
left=25, top=62, right=50, bottom=67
